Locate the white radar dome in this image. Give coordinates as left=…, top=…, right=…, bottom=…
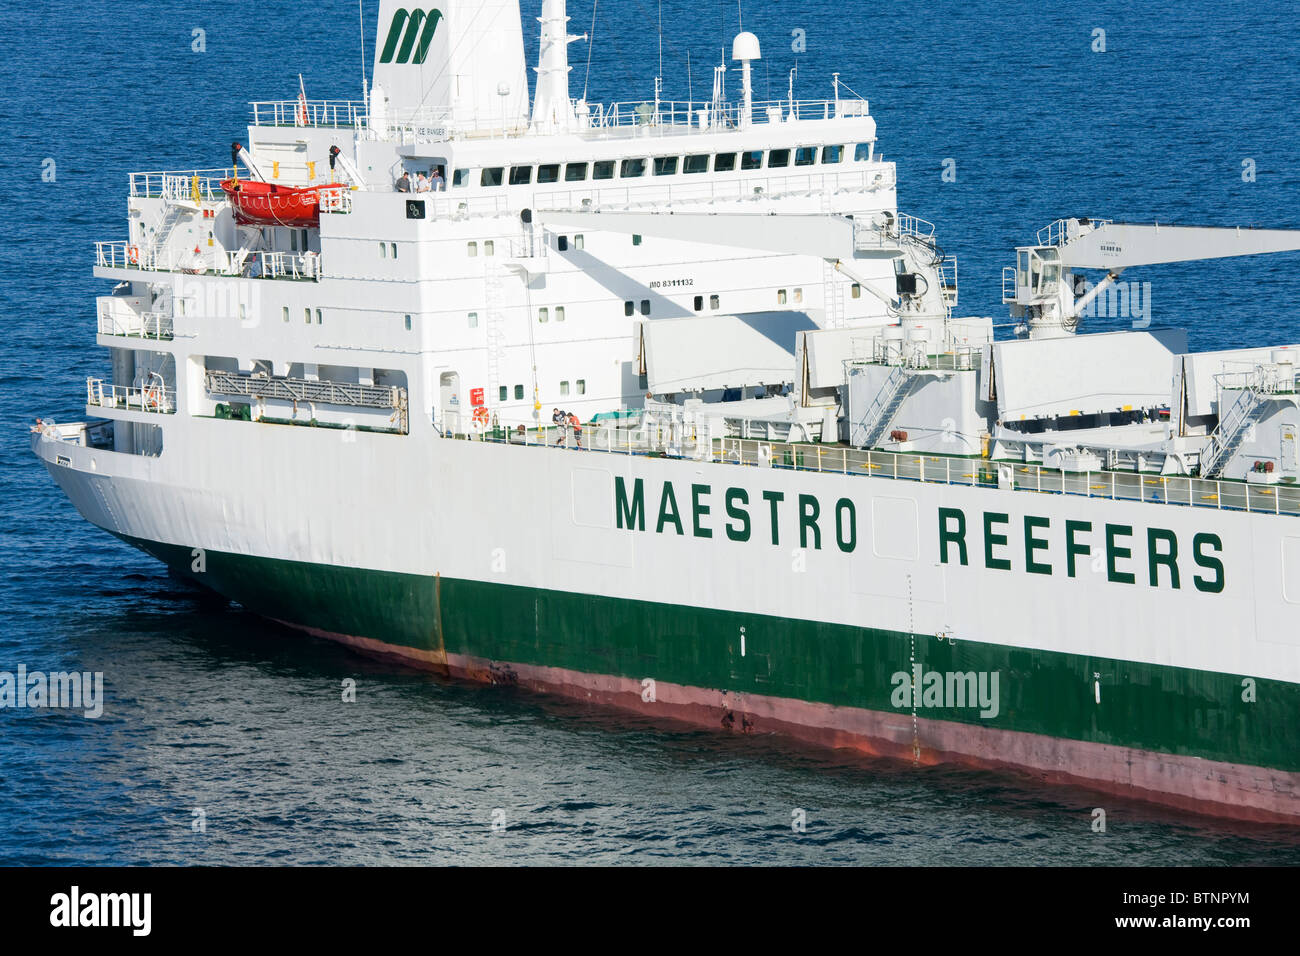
left=732, top=31, right=761, bottom=61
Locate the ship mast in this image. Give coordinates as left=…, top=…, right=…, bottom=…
left=532, top=0, right=586, bottom=133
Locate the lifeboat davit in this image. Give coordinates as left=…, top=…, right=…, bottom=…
left=220, top=179, right=346, bottom=227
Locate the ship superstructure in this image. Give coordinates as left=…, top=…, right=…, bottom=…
left=32, top=0, right=1300, bottom=823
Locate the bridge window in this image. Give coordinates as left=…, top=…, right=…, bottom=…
left=509, top=166, right=532, bottom=185
left=538, top=164, right=560, bottom=184
left=565, top=163, right=588, bottom=182
left=481, top=167, right=504, bottom=187
left=452, top=168, right=469, bottom=187
left=714, top=153, right=737, bottom=172
left=683, top=154, right=709, bottom=174
left=593, top=160, right=615, bottom=180
left=854, top=143, right=871, bottom=162
left=620, top=158, right=647, bottom=178
left=795, top=147, right=817, bottom=166
left=741, top=150, right=763, bottom=170
left=653, top=156, right=679, bottom=176
left=768, top=149, right=791, bottom=168
left=822, top=144, right=845, bottom=164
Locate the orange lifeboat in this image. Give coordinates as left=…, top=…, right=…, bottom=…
left=220, top=179, right=346, bottom=227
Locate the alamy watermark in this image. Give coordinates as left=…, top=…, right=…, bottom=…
left=0, top=665, right=103, bottom=718
left=891, top=665, right=1000, bottom=718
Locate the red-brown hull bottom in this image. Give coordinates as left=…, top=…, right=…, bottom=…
left=281, top=621, right=1300, bottom=826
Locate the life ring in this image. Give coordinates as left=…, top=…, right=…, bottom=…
left=472, top=406, right=490, bottom=428
left=127, top=244, right=141, bottom=265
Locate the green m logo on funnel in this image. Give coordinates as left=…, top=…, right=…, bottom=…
left=380, top=8, right=443, bottom=64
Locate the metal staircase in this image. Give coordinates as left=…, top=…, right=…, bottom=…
left=855, top=365, right=914, bottom=448
left=1199, top=387, right=1267, bottom=478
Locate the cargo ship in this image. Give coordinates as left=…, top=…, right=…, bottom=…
left=33, top=0, right=1300, bottom=822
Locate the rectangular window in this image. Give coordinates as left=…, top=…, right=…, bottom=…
left=768, top=149, right=791, bottom=168
left=452, top=168, right=469, bottom=187
left=468, top=241, right=478, bottom=257
left=576, top=379, right=586, bottom=395
left=560, top=380, right=570, bottom=397
left=795, top=147, right=817, bottom=167
left=778, top=289, right=787, bottom=305
left=558, top=236, right=568, bottom=252
left=300, top=229, right=309, bottom=250
left=854, top=143, right=872, bottom=162
left=794, top=288, right=803, bottom=303
left=390, top=242, right=398, bottom=259
left=499, top=386, right=508, bottom=402
left=683, top=154, right=709, bottom=174
left=593, top=160, right=615, bottom=180
left=468, top=312, right=478, bottom=328
left=405, top=314, right=413, bottom=330
left=565, top=162, right=588, bottom=182
left=379, top=242, right=387, bottom=259
left=693, top=295, right=703, bottom=311
left=741, top=150, right=764, bottom=170
left=640, top=299, right=650, bottom=316
left=620, top=158, right=647, bottom=178
left=574, top=235, right=585, bottom=250
left=714, top=152, right=737, bottom=172
left=315, top=308, right=323, bottom=324
left=509, top=166, right=532, bottom=185
left=481, top=167, right=504, bottom=187
left=484, top=240, right=494, bottom=256
left=632, top=234, right=642, bottom=246
left=282, top=307, right=289, bottom=323
left=539, top=307, right=549, bottom=323
left=851, top=283, right=861, bottom=299
left=239, top=303, right=246, bottom=323
left=304, top=308, right=311, bottom=324
left=514, top=384, right=524, bottom=400
left=624, top=301, right=634, bottom=316
left=653, top=156, right=679, bottom=176
left=290, top=229, right=299, bottom=252
left=537, top=164, right=560, bottom=184
left=822, top=144, right=845, bottom=164
left=555, top=306, right=566, bottom=322
left=710, top=294, right=720, bottom=310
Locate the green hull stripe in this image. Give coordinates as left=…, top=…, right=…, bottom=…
left=124, top=536, right=1295, bottom=772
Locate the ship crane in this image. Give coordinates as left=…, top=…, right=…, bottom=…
left=1004, top=218, right=1300, bottom=339
left=533, top=208, right=950, bottom=320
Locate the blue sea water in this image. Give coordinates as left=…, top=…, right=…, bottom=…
left=2, top=0, right=1300, bottom=864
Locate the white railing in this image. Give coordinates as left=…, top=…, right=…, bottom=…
left=86, top=378, right=176, bottom=414
left=129, top=168, right=233, bottom=201
left=248, top=96, right=869, bottom=138
left=96, top=240, right=321, bottom=281
left=249, top=100, right=366, bottom=129
left=464, top=415, right=1299, bottom=518
left=97, top=306, right=173, bottom=341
